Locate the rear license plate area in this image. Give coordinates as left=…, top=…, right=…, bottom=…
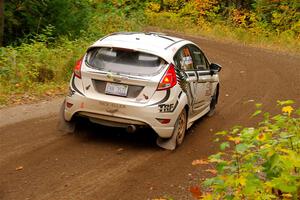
left=105, top=82, right=128, bottom=97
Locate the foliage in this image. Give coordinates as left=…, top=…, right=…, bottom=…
left=145, top=0, right=300, bottom=53
left=254, top=0, right=299, bottom=33
left=0, top=1, right=144, bottom=105
left=0, top=38, right=88, bottom=105
left=1, top=0, right=299, bottom=105
left=199, top=101, right=300, bottom=199
left=4, top=0, right=92, bottom=46
left=85, top=1, right=145, bottom=39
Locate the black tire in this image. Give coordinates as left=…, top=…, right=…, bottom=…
left=208, top=86, right=219, bottom=117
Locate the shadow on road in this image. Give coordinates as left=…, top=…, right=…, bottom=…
left=67, top=118, right=159, bottom=150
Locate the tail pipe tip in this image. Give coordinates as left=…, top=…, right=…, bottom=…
left=126, top=125, right=137, bottom=133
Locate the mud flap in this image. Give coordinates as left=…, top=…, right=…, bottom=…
left=207, top=90, right=217, bottom=117
left=57, top=100, right=75, bottom=133
left=207, top=107, right=215, bottom=117
left=156, top=131, right=178, bottom=150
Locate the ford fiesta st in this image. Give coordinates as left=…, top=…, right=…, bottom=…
left=59, top=32, right=221, bottom=150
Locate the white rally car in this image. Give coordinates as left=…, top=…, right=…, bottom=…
left=60, top=32, right=221, bottom=150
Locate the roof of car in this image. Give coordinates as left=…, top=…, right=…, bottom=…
left=88, top=32, right=190, bottom=62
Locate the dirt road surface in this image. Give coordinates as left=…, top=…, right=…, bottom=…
left=1, top=34, right=299, bottom=200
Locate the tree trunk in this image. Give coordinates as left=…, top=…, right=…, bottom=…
left=0, top=0, right=4, bottom=47
left=159, top=0, right=164, bottom=11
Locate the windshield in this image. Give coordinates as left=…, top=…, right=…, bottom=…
left=86, top=47, right=166, bottom=76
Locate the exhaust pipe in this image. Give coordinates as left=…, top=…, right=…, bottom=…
left=126, top=125, right=137, bottom=133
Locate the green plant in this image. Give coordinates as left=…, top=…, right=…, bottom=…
left=3, top=0, right=93, bottom=46
left=144, top=0, right=300, bottom=53
left=199, top=101, right=300, bottom=199
left=0, top=1, right=144, bottom=106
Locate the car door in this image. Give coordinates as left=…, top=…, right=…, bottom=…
left=173, top=46, right=197, bottom=108
left=188, top=44, right=213, bottom=110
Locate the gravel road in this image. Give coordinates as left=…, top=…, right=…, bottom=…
left=0, top=33, right=299, bottom=200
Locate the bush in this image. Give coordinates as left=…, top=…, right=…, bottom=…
left=4, top=0, right=93, bottom=46
left=199, top=101, right=300, bottom=199
left=0, top=1, right=145, bottom=105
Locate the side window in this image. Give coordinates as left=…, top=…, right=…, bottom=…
left=174, top=47, right=194, bottom=71
left=189, top=45, right=208, bottom=70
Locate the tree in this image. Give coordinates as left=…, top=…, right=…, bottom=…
left=160, top=0, right=164, bottom=11
left=3, top=0, right=92, bottom=46
left=0, top=0, right=3, bottom=47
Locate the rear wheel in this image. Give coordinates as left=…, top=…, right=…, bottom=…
left=156, top=108, right=187, bottom=150
left=174, top=109, right=187, bottom=146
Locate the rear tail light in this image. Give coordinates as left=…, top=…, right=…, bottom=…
left=157, top=64, right=177, bottom=90
left=74, top=58, right=83, bottom=78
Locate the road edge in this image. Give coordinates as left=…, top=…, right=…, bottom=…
left=0, top=97, right=64, bottom=128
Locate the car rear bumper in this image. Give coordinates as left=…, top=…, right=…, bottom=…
left=64, top=93, right=179, bottom=138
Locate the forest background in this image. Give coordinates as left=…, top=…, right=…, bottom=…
left=0, top=0, right=299, bottom=105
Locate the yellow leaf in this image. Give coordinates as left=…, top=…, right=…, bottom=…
left=201, top=192, right=213, bottom=200
left=239, top=177, right=246, bottom=186
left=282, top=106, right=294, bottom=116
left=260, top=144, right=271, bottom=149
left=228, top=136, right=241, bottom=144
left=282, top=193, right=292, bottom=197
left=209, top=158, right=223, bottom=163
left=205, top=169, right=217, bottom=175
left=282, top=193, right=293, bottom=199
left=256, top=133, right=266, bottom=141
left=192, top=159, right=209, bottom=166
left=279, top=148, right=290, bottom=153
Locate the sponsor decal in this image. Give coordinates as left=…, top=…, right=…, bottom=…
left=205, top=83, right=212, bottom=96
left=159, top=101, right=179, bottom=113
left=159, top=104, right=174, bottom=112
left=175, top=67, right=188, bottom=93
left=175, top=67, right=193, bottom=107
left=183, top=56, right=193, bottom=66
left=99, top=102, right=126, bottom=109
left=105, top=108, right=118, bottom=114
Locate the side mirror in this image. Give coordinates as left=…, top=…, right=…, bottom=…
left=210, top=63, right=222, bottom=73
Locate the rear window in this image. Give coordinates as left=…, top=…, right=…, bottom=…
left=86, top=47, right=166, bottom=76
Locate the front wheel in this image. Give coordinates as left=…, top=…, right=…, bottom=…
left=208, top=86, right=219, bottom=117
